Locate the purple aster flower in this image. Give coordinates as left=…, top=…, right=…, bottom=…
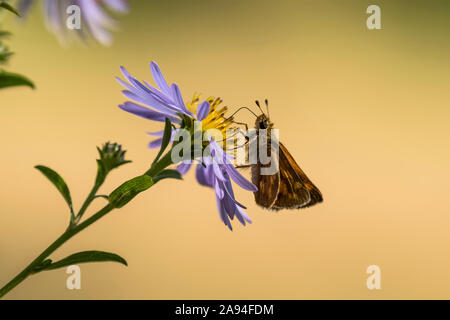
left=16, top=0, right=129, bottom=46
left=117, top=61, right=258, bottom=230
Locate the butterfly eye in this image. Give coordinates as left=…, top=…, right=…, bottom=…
left=259, top=120, right=268, bottom=129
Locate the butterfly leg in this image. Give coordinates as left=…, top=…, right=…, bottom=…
left=222, top=123, right=251, bottom=151
left=225, top=131, right=250, bottom=151
left=235, top=164, right=252, bottom=169
left=232, top=121, right=249, bottom=141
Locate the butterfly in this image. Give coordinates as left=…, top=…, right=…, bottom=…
left=248, top=100, right=323, bottom=210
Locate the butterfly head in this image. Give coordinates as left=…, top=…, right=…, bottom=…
left=255, top=113, right=272, bottom=130
left=254, top=99, right=273, bottom=130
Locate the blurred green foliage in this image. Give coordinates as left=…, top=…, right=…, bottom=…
left=0, top=1, right=34, bottom=90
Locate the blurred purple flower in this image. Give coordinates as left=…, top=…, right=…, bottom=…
left=17, top=0, right=129, bottom=46
left=117, top=61, right=258, bottom=230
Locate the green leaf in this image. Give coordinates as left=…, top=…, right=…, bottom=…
left=0, top=70, right=34, bottom=89
left=152, top=117, right=172, bottom=166
left=109, top=175, right=154, bottom=208
left=0, top=31, right=12, bottom=39
left=42, top=251, right=127, bottom=271
left=0, top=51, right=13, bottom=64
left=0, top=2, right=20, bottom=16
left=35, top=165, right=74, bottom=217
left=153, top=169, right=183, bottom=183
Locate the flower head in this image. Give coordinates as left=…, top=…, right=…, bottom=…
left=97, top=141, right=131, bottom=172
left=117, top=61, right=258, bottom=230
left=17, top=0, right=129, bottom=46
left=95, top=141, right=131, bottom=185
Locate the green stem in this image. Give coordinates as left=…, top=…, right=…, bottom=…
left=0, top=204, right=114, bottom=298
left=146, top=150, right=173, bottom=177
left=0, top=152, right=174, bottom=299
left=74, top=181, right=101, bottom=225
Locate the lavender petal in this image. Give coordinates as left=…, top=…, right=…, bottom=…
left=196, top=164, right=213, bottom=187
left=171, top=83, right=194, bottom=116
left=214, top=178, right=225, bottom=199
left=148, top=138, right=162, bottom=149
left=225, top=164, right=258, bottom=192
left=196, top=101, right=210, bottom=121
left=119, top=102, right=180, bottom=123
left=216, top=196, right=232, bottom=231
left=177, top=162, right=192, bottom=175
left=150, top=61, right=172, bottom=96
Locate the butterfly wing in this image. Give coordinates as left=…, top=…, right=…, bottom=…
left=251, top=162, right=280, bottom=208
left=272, top=142, right=323, bottom=210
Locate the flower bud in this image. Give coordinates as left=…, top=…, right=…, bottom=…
left=96, top=142, right=131, bottom=184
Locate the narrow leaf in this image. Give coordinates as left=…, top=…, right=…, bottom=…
left=35, top=165, right=74, bottom=216
left=109, top=175, right=153, bottom=208
left=0, top=31, right=12, bottom=39
left=43, top=251, right=127, bottom=271
left=152, top=117, right=172, bottom=165
left=0, top=51, right=13, bottom=64
left=0, top=70, right=34, bottom=89
left=153, top=169, right=183, bottom=183
left=0, top=2, right=20, bottom=16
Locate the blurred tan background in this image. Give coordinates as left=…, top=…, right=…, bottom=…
left=1, top=0, right=450, bottom=299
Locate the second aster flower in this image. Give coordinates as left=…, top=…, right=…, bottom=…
left=17, top=0, right=129, bottom=46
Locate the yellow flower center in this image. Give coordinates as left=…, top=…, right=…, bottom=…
left=186, top=94, right=236, bottom=135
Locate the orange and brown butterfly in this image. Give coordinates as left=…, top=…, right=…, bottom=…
left=246, top=100, right=323, bottom=211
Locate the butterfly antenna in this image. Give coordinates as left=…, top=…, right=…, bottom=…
left=265, top=99, right=270, bottom=118
left=255, top=100, right=265, bottom=115
left=228, top=106, right=258, bottom=119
